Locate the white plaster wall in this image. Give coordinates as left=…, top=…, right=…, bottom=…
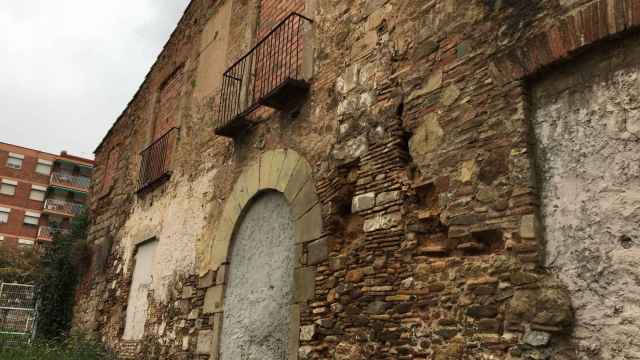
left=120, top=169, right=218, bottom=302
left=220, top=191, right=295, bottom=360
left=123, top=239, right=158, bottom=340
left=533, top=49, right=640, bottom=360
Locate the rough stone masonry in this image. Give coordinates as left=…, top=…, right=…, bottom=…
left=72, top=0, right=640, bottom=359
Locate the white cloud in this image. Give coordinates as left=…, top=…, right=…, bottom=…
left=0, top=0, right=189, bottom=158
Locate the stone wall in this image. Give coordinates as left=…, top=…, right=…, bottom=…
left=72, top=0, right=640, bottom=359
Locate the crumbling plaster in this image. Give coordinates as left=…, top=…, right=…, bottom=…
left=120, top=170, right=218, bottom=302
left=533, top=35, right=640, bottom=360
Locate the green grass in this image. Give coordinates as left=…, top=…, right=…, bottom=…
left=0, top=337, right=115, bottom=360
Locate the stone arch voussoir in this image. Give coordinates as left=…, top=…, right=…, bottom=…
left=203, top=149, right=325, bottom=359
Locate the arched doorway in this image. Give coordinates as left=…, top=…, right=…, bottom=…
left=220, top=191, right=296, bottom=359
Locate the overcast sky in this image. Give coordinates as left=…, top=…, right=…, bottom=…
left=0, top=1, right=190, bottom=159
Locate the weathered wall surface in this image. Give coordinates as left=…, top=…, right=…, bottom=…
left=220, top=191, right=295, bottom=360
left=119, top=170, right=217, bottom=301
left=532, top=35, right=640, bottom=360
left=72, top=0, right=640, bottom=359
left=124, top=239, right=158, bottom=340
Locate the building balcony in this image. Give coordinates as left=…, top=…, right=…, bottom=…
left=37, top=226, right=69, bottom=242
left=50, top=172, right=91, bottom=192
left=43, top=199, right=85, bottom=217
left=137, top=128, right=179, bottom=193
left=215, top=12, right=313, bottom=137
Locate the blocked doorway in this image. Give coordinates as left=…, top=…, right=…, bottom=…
left=220, top=191, right=296, bottom=360
left=531, top=35, right=640, bottom=359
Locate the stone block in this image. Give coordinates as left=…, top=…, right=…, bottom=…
left=260, top=150, right=286, bottom=190
left=407, top=69, right=443, bottom=102
left=345, top=269, right=364, bottom=283
left=291, top=180, right=319, bottom=219
left=352, top=193, right=376, bottom=212
left=182, top=286, right=195, bottom=299
left=409, top=113, right=444, bottom=158
left=300, top=325, right=316, bottom=341
left=351, top=31, right=378, bottom=59
left=366, top=8, right=386, bottom=31
left=523, top=330, right=551, bottom=347
left=203, top=285, right=224, bottom=314
left=520, top=215, right=538, bottom=239
left=376, top=191, right=401, bottom=206
left=363, top=212, right=402, bottom=232
left=197, top=330, right=215, bottom=355
left=285, top=158, right=313, bottom=203
left=198, top=271, right=215, bottom=289
left=288, top=304, right=300, bottom=360
left=277, top=150, right=301, bottom=192
left=215, top=264, right=227, bottom=285
left=295, top=204, right=323, bottom=244
left=307, top=238, right=328, bottom=265
left=294, top=267, right=316, bottom=303
left=441, top=85, right=461, bottom=106
left=459, top=160, right=476, bottom=183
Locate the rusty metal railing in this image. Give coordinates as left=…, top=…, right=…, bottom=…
left=137, top=128, right=178, bottom=192
left=43, top=199, right=85, bottom=217
left=50, top=172, right=91, bottom=192
left=216, top=12, right=313, bottom=133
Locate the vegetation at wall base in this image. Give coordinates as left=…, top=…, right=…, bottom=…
left=35, top=213, right=90, bottom=340
left=0, top=244, right=41, bottom=284
left=0, top=337, right=116, bottom=360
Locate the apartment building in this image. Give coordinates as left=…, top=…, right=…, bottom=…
left=0, top=142, right=93, bottom=249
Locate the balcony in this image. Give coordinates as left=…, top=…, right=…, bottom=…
left=43, top=199, right=85, bottom=217
left=215, top=12, right=313, bottom=137
left=50, top=172, right=91, bottom=192
left=37, top=227, right=69, bottom=242
left=137, top=128, right=178, bottom=192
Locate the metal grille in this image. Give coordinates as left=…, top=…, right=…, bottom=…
left=50, top=172, right=91, bottom=191
left=0, top=283, right=37, bottom=345
left=217, top=12, right=313, bottom=131
left=137, top=128, right=179, bottom=192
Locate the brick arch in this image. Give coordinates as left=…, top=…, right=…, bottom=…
left=205, top=149, right=324, bottom=359
left=492, top=0, right=640, bottom=82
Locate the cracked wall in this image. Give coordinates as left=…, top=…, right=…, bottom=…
left=532, top=34, right=640, bottom=360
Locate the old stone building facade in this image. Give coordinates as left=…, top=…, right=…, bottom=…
left=73, top=0, right=640, bottom=359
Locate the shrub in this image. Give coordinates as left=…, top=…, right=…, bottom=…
left=35, top=213, right=90, bottom=340
left=0, top=337, right=115, bottom=360
left=0, top=243, right=41, bottom=284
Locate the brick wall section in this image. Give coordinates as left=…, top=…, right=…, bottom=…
left=73, top=0, right=640, bottom=359
left=258, top=0, right=304, bottom=38
left=0, top=145, right=52, bottom=245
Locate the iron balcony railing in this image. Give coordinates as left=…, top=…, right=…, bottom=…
left=43, top=199, right=85, bottom=217
left=138, top=128, right=178, bottom=192
left=50, top=172, right=91, bottom=192
left=216, top=12, right=313, bottom=134
left=37, top=226, right=69, bottom=242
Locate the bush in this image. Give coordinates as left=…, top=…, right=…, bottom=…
left=36, top=213, right=90, bottom=340
left=0, top=337, right=115, bottom=360
left=0, top=244, right=41, bottom=284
